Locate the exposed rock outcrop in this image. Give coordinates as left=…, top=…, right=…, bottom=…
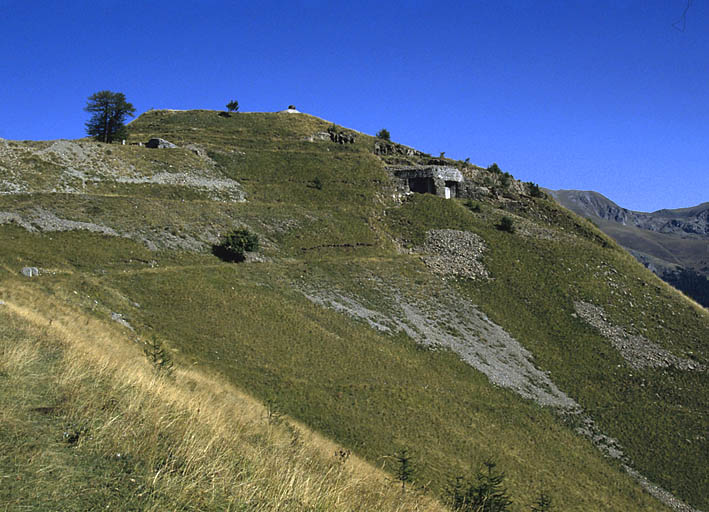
left=374, top=141, right=425, bottom=157
left=146, top=138, right=177, bottom=149
left=304, top=132, right=331, bottom=142
left=327, top=128, right=356, bottom=144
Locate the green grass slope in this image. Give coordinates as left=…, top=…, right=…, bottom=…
left=0, top=109, right=707, bottom=511
left=0, top=286, right=445, bottom=512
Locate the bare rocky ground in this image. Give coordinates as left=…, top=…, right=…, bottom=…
left=302, top=283, right=578, bottom=408
left=420, top=229, right=489, bottom=280
left=0, top=207, right=215, bottom=252
left=575, top=301, right=705, bottom=372
left=0, top=209, right=118, bottom=236
left=0, top=138, right=253, bottom=251
left=0, top=139, right=245, bottom=202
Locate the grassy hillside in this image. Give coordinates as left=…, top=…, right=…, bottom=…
left=0, top=284, right=444, bottom=511
left=1, top=109, right=707, bottom=511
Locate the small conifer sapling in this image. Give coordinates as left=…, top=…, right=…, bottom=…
left=144, top=336, right=174, bottom=377
left=532, top=492, right=553, bottom=512
left=395, top=448, right=414, bottom=491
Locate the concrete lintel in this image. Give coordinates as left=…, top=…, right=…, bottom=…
left=389, top=165, right=463, bottom=183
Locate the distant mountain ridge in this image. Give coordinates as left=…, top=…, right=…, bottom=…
left=549, top=190, right=709, bottom=238
left=549, top=189, right=709, bottom=307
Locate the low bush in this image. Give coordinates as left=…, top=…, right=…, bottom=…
left=528, top=182, right=544, bottom=198
left=487, top=163, right=502, bottom=174
left=465, top=199, right=482, bottom=213
left=376, top=129, right=391, bottom=141
left=497, top=216, right=515, bottom=233
left=213, top=229, right=259, bottom=262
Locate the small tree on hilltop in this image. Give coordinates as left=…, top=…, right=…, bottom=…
left=376, top=128, right=391, bottom=141
left=226, top=100, right=239, bottom=113
left=85, top=90, right=135, bottom=143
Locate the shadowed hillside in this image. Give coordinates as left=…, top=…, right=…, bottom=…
left=549, top=189, right=709, bottom=307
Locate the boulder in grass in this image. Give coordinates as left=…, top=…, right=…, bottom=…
left=21, top=266, right=39, bottom=277
left=146, top=138, right=177, bottom=149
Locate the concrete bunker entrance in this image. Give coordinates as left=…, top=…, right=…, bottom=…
left=390, top=165, right=464, bottom=200
left=409, top=177, right=434, bottom=194
left=444, top=180, right=458, bottom=199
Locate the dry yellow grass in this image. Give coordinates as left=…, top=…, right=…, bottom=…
left=1, top=281, right=447, bottom=511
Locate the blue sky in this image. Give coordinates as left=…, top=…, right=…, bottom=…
left=1, top=0, right=706, bottom=211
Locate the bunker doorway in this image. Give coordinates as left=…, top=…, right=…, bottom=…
left=444, top=181, right=458, bottom=199
left=408, top=177, right=434, bottom=194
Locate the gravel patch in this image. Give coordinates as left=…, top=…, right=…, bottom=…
left=421, top=229, right=488, bottom=280
left=126, top=228, right=212, bottom=252
left=116, top=172, right=245, bottom=202
left=0, top=208, right=215, bottom=252
left=0, top=139, right=245, bottom=202
left=575, top=301, right=705, bottom=371
left=302, top=292, right=399, bottom=334
left=38, top=140, right=97, bottom=165
left=0, top=208, right=117, bottom=235
left=623, top=465, right=701, bottom=512
left=0, top=211, right=31, bottom=229
left=0, top=179, right=28, bottom=194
